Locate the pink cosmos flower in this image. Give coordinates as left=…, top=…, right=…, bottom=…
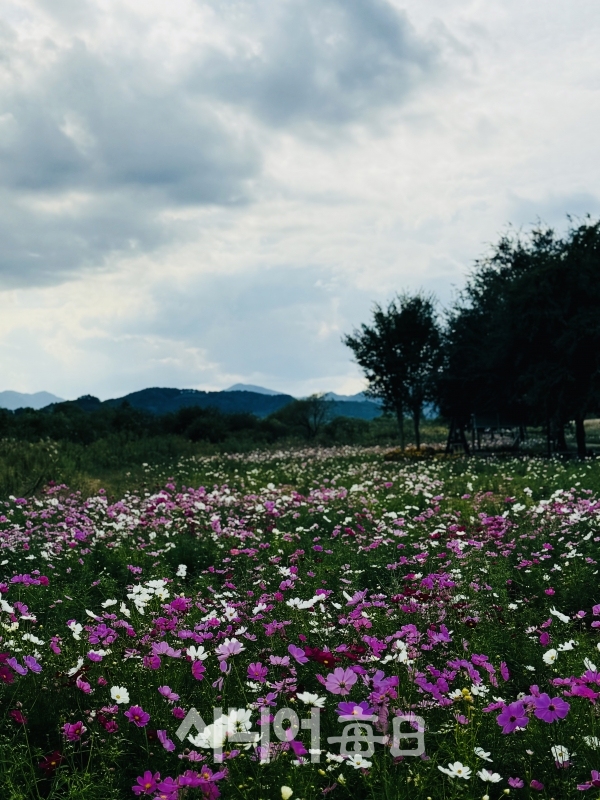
left=324, top=667, right=358, bottom=696
left=152, top=642, right=181, bottom=658
left=215, top=637, right=244, bottom=660
left=172, top=707, right=187, bottom=719
left=508, top=777, right=525, bottom=788
left=500, top=661, right=510, bottom=681
left=496, top=701, right=528, bottom=734
left=23, top=656, right=42, bottom=673
left=191, top=661, right=206, bottom=681
left=157, top=729, right=176, bottom=752
left=337, top=701, right=374, bottom=720
left=578, top=770, right=600, bottom=791
left=7, top=657, right=27, bottom=676
left=76, top=677, right=92, bottom=694
left=247, top=662, right=268, bottom=682
left=143, top=655, right=161, bottom=670
left=132, top=770, right=160, bottom=796
left=62, top=721, right=86, bottom=741
left=288, top=644, right=309, bottom=664
left=530, top=779, right=544, bottom=791
left=124, top=705, right=150, bottom=728
left=10, top=709, right=27, bottom=724
left=532, top=693, right=570, bottom=723
left=158, top=685, right=180, bottom=702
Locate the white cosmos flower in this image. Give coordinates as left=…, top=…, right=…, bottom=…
left=68, top=621, right=83, bottom=640
left=176, top=564, right=187, bottom=577
left=477, top=768, right=502, bottom=783
left=543, top=649, right=558, bottom=665
left=101, top=599, right=118, bottom=608
left=120, top=602, right=131, bottom=618
left=347, top=754, right=372, bottom=769
left=186, top=645, right=208, bottom=661
left=550, top=607, right=570, bottom=623
left=557, top=640, right=576, bottom=651
left=584, top=658, right=597, bottom=672
left=252, top=603, right=268, bottom=615
left=438, top=762, right=472, bottom=779
left=550, top=744, right=570, bottom=765
left=110, top=685, right=130, bottom=704
left=67, top=657, right=84, bottom=677
left=584, top=736, right=600, bottom=748
left=296, top=692, right=326, bottom=708
left=223, top=606, right=238, bottom=621
left=474, top=747, right=493, bottom=761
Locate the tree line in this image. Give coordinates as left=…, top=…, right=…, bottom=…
left=0, top=394, right=390, bottom=448
left=344, top=218, right=600, bottom=458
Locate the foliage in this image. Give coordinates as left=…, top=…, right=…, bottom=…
left=439, top=219, right=600, bottom=457
left=344, top=293, right=442, bottom=450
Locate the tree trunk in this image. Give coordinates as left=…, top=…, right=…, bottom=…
left=575, top=413, right=587, bottom=459
left=555, top=419, right=568, bottom=453
left=395, top=403, right=405, bottom=450
left=412, top=408, right=421, bottom=450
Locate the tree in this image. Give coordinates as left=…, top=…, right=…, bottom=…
left=343, top=293, right=442, bottom=449
left=269, top=394, right=332, bottom=439
left=440, top=219, right=600, bottom=457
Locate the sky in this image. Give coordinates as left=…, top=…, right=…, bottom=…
left=1, top=0, right=599, bottom=400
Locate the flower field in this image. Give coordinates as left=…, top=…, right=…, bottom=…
left=2, top=446, right=600, bottom=799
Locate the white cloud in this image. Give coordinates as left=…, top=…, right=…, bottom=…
left=0, top=0, right=599, bottom=396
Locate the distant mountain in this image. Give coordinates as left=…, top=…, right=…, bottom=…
left=327, top=400, right=382, bottom=421
left=225, top=383, right=284, bottom=396
left=103, top=387, right=295, bottom=418
left=0, top=390, right=64, bottom=410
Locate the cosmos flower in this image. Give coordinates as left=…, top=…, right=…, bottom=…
left=438, top=762, right=472, bottom=779
left=324, top=667, right=357, bottom=696
left=124, top=705, right=150, bottom=728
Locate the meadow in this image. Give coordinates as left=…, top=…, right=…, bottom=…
left=2, top=444, right=600, bottom=799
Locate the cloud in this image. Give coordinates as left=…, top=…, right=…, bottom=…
left=0, top=0, right=441, bottom=289
left=195, top=0, right=439, bottom=128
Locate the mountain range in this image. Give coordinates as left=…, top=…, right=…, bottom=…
left=0, top=386, right=383, bottom=421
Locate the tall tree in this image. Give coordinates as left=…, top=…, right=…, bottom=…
left=344, top=293, right=442, bottom=449
left=440, top=219, right=600, bottom=457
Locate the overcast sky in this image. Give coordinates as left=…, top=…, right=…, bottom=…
left=1, top=0, right=599, bottom=400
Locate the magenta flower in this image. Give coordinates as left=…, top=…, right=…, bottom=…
left=7, top=657, right=27, bottom=676
left=337, top=700, right=374, bottom=719
left=23, top=655, right=42, bottom=673
left=62, top=721, right=86, bottom=741
left=532, top=693, right=570, bottom=723
left=324, top=667, right=358, bottom=696
left=508, top=777, right=524, bottom=788
left=530, top=779, right=544, bottom=791
left=124, top=705, right=150, bottom=728
left=500, top=661, right=510, bottom=681
left=578, top=770, right=600, bottom=791
left=158, top=685, right=180, bottom=702
left=288, top=644, right=309, bottom=664
left=157, top=729, right=176, bottom=752
left=156, top=776, right=179, bottom=794
left=143, top=655, right=162, bottom=670
left=247, top=662, right=268, bottom=683
left=132, top=770, right=160, bottom=796
left=76, top=677, right=92, bottom=694
left=496, top=701, right=528, bottom=734
left=191, top=661, right=205, bottom=681
left=10, top=709, right=27, bottom=724
left=172, top=707, right=187, bottom=719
